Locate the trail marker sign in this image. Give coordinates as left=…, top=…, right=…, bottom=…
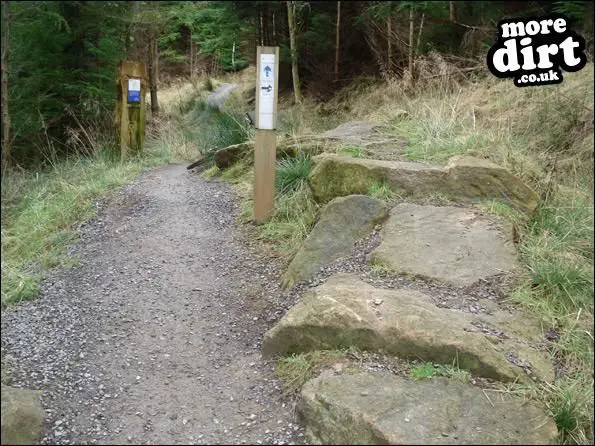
left=253, top=47, right=280, bottom=223
left=127, top=79, right=141, bottom=103
left=116, top=60, right=147, bottom=162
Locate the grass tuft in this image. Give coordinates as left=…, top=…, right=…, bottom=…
left=275, top=155, right=312, bottom=196
left=338, top=145, right=365, bottom=158
left=410, top=362, right=471, bottom=384
left=367, top=181, right=398, bottom=201
left=275, top=350, right=346, bottom=394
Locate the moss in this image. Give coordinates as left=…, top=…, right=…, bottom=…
left=308, top=157, right=382, bottom=203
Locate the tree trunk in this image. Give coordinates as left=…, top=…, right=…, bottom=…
left=259, top=8, right=264, bottom=46
left=1, top=0, right=10, bottom=173
left=287, top=1, right=302, bottom=104
left=387, top=4, right=392, bottom=75
left=272, top=10, right=276, bottom=45
left=148, top=31, right=159, bottom=117
left=416, top=13, right=425, bottom=55
left=449, top=1, right=455, bottom=22
left=334, top=1, right=341, bottom=82
left=189, top=30, right=194, bottom=80
left=132, top=1, right=141, bottom=60
left=408, top=6, right=414, bottom=87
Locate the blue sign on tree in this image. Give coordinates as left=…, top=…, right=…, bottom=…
left=127, top=79, right=141, bottom=104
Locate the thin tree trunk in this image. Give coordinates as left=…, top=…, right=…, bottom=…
left=148, top=31, right=159, bottom=117
left=408, top=6, right=414, bottom=87
left=334, top=1, right=341, bottom=82
left=449, top=1, right=455, bottom=22
left=189, top=30, right=193, bottom=80
left=416, top=13, right=425, bottom=55
left=387, top=3, right=392, bottom=75
left=132, top=1, right=141, bottom=60
left=1, top=0, right=11, bottom=173
left=272, top=10, right=276, bottom=44
left=232, top=42, right=236, bottom=71
left=259, top=8, right=264, bottom=46
left=287, top=1, right=302, bottom=104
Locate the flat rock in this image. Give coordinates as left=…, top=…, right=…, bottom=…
left=369, top=203, right=519, bottom=287
left=1, top=384, right=45, bottom=445
left=298, top=370, right=559, bottom=445
left=262, top=274, right=554, bottom=383
left=281, top=195, right=388, bottom=289
left=308, top=154, right=537, bottom=214
left=320, top=121, right=405, bottom=160
left=320, top=121, right=382, bottom=141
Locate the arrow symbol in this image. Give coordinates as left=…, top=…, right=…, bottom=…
left=264, top=65, right=272, bottom=77
left=261, top=85, right=272, bottom=92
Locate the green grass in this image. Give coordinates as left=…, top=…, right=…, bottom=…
left=1, top=148, right=170, bottom=307
left=368, top=257, right=394, bottom=276
left=338, top=145, right=365, bottom=158
left=275, top=155, right=312, bottom=196
left=275, top=350, right=346, bottom=394
left=258, top=184, right=319, bottom=256
left=220, top=161, right=249, bottom=182
left=201, top=165, right=220, bottom=178
left=410, top=362, right=471, bottom=384
left=367, top=181, right=398, bottom=201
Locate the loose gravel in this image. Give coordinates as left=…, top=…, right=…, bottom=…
left=1, top=164, right=306, bottom=445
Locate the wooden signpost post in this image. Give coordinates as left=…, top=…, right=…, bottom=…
left=254, top=46, right=280, bottom=223
left=116, top=60, right=147, bottom=162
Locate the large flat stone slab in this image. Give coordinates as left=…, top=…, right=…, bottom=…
left=369, top=203, right=519, bottom=287
left=1, top=384, right=45, bottom=445
left=298, top=370, right=559, bottom=445
left=308, top=154, right=538, bottom=214
left=281, top=195, right=388, bottom=289
left=262, top=274, right=553, bottom=383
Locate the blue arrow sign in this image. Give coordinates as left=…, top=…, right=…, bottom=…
left=264, top=65, right=272, bottom=77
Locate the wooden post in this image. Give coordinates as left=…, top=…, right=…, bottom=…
left=116, top=60, right=147, bottom=162
left=254, top=46, right=279, bottom=223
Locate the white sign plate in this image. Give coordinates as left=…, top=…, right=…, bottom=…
left=258, top=53, right=276, bottom=130
left=128, top=78, right=141, bottom=92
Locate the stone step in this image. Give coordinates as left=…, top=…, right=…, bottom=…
left=298, top=370, right=558, bottom=445
left=262, top=274, right=554, bottom=383
left=308, top=154, right=537, bottom=214
left=369, top=203, right=519, bottom=287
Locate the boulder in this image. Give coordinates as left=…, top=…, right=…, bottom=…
left=262, top=274, right=554, bottom=383
left=369, top=203, right=520, bottom=287
left=445, top=156, right=538, bottom=214
left=1, top=384, right=45, bottom=445
left=308, top=154, right=538, bottom=214
left=298, top=370, right=559, bottom=445
left=281, top=196, right=388, bottom=289
left=213, top=142, right=254, bottom=169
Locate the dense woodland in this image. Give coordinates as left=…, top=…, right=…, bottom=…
left=0, top=1, right=593, bottom=169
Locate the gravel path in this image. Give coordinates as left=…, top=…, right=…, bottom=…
left=1, top=164, right=306, bottom=445
left=206, top=83, right=239, bottom=111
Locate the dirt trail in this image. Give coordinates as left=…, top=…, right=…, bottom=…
left=1, top=165, right=305, bottom=445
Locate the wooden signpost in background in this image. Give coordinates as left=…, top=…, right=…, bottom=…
left=116, top=60, right=147, bottom=162
left=254, top=46, right=280, bottom=223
